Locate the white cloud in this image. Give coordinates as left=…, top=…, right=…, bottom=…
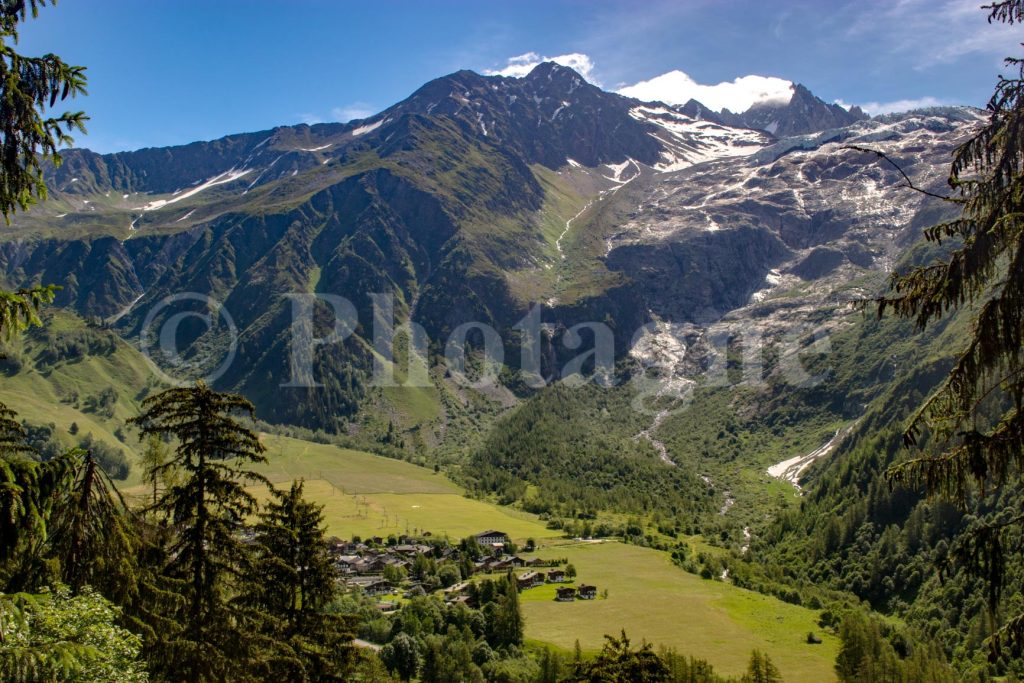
left=618, top=70, right=793, bottom=113
left=299, top=113, right=322, bottom=125
left=331, top=102, right=377, bottom=123
left=843, top=96, right=949, bottom=116
left=485, top=52, right=598, bottom=83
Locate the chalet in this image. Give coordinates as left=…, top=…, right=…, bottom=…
left=382, top=557, right=411, bottom=570
left=516, top=571, right=544, bottom=590
left=365, top=558, right=388, bottom=573
left=394, top=544, right=431, bottom=557
left=335, top=555, right=361, bottom=574
left=546, top=569, right=566, bottom=583
left=474, top=530, right=509, bottom=547
left=363, top=580, right=392, bottom=597
left=577, top=584, right=597, bottom=600
left=555, top=586, right=576, bottom=602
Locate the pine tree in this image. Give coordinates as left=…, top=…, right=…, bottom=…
left=0, top=0, right=84, bottom=339
left=0, top=401, right=31, bottom=457
left=570, top=630, right=670, bottom=682
left=490, top=571, right=523, bottom=648
left=878, top=0, right=1024, bottom=658
left=743, top=649, right=783, bottom=683
left=46, top=449, right=139, bottom=602
left=129, top=381, right=269, bottom=682
left=240, top=479, right=353, bottom=680
left=0, top=403, right=75, bottom=591
left=0, top=0, right=87, bottom=221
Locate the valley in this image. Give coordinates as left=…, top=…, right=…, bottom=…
left=0, top=34, right=1016, bottom=680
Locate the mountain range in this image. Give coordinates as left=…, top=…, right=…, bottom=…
left=0, top=63, right=972, bottom=433
left=1, top=59, right=1010, bottom=676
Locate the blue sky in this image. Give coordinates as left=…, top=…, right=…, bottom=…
left=21, top=0, right=1022, bottom=153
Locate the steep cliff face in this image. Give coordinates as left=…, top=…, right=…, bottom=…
left=718, top=83, right=869, bottom=137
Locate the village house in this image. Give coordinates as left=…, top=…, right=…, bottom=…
left=556, top=586, right=576, bottom=602
left=474, top=530, right=509, bottom=547
left=577, top=584, right=598, bottom=600
left=335, top=555, right=361, bottom=574
left=516, top=571, right=544, bottom=590
left=362, top=579, right=393, bottom=597
left=393, top=544, right=432, bottom=557
left=546, top=569, right=566, bottom=583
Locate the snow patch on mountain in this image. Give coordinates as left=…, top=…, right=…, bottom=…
left=137, top=168, right=253, bottom=211
left=351, top=119, right=386, bottom=137
left=629, top=106, right=768, bottom=172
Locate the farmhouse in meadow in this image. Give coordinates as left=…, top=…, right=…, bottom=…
left=577, top=584, right=598, bottom=600
left=516, top=571, right=544, bottom=590
left=474, top=530, right=509, bottom=547
left=556, top=586, right=576, bottom=602
left=547, top=569, right=566, bottom=583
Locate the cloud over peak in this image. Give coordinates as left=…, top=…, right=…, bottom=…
left=486, top=51, right=798, bottom=114
left=485, top=52, right=598, bottom=84
left=618, top=71, right=794, bottom=113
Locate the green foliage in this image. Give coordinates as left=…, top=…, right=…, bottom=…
left=489, top=572, right=523, bottom=649
left=129, top=382, right=269, bottom=682
left=0, top=401, right=31, bottom=457
left=875, top=0, right=1024, bottom=659
left=0, top=445, right=75, bottom=590
left=76, top=433, right=129, bottom=479
left=240, top=479, right=354, bottom=680
left=0, top=286, right=58, bottom=342
left=466, top=383, right=709, bottom=519
left=834, top=611, right=955, bottom=683
left=0, top=0, right=88, bottom=221
left=46, top=450, right=138, bottom=600
left=138, top=434, right=170, bottom=506
left=380, top=632, right=419, bottom=681
left=569, top=630, right=670, bottom=682
left=741, top=649, right=782, bottom=683
left=0, top=586, right=148, bottom=683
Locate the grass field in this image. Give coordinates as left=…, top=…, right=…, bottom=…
left=0, top=312, right=155, bottom=484
left=519, top=541, right=838, bottom=681
left=250, top=435, right=560, bottom=543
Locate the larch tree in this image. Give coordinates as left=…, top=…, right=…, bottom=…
left=129, top=381, right=268, bottom=682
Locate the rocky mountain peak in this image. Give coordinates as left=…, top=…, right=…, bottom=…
left=718, top=82, right=868, bottom=137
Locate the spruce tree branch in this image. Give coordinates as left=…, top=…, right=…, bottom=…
left=842, top=145, right=955, bottom=201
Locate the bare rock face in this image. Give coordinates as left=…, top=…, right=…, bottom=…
left=717, top=84, right=869, bottom=137
left=597, top=108, right=981, bottom=380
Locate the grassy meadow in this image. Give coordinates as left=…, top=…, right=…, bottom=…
left=250, top=435, right=560, bottom=543
left=519, top=541, right=838, bottom=681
